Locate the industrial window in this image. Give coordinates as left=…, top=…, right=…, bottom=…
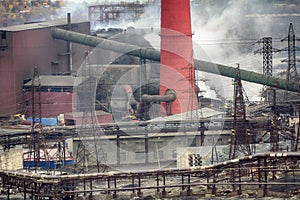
left=50, top=87, right=63, bottom=92
left=62, top=87, right=73, bottom=92
left=40, top=87, right=49, bottom=92
left=0, top=31, right=5, bottom=39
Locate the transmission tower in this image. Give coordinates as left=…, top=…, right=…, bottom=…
left=26, top=67, right=49, bottom=172
left=186, top=52, right=200, bottom=120
left=75, top=53, right=107, bottom=173
left=255, top=37, right=273, bottom=76
left=280, top=23, right=300, bottom=100
left=254, top=37, right=278, bottom=102
left=229, top=64, right=252, bottom=159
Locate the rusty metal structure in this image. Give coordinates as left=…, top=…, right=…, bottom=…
left=88, top=1, right=153, bottom=29
left=1, top=152, right=300, bottom=199
left=229, top=65, right=251, bottom=159
left=1, top=1, right=300, bottom=199
left=27, top=67, right=46, bottom=171
left=0, top=115, right=299, bottom=198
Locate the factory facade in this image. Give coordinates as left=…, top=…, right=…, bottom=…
left=0, top=20, right=91, bottom=118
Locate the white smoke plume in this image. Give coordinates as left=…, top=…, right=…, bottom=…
left=134, top=0, right=299, bottom=100
left=189, top=0, right=300, bottom=100
left=60, top=0, right=300, bottom=100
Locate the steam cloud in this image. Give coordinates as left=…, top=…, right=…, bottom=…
left=61, top=0, right=300, bottom=100
left=188, top=0, right=300, bottom=100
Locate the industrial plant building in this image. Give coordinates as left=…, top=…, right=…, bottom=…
left=0, top=20, right=90, bottom=117
left=0, top=0, right=299, bottom=199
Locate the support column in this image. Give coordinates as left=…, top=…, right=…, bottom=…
left=145, top=133, right=149, bottom=164
left=117, top=134, right=120, bottom=166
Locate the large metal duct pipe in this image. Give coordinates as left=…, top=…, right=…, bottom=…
left=132, top=83, right=176, bottom=118
left=142, top=89, right=176, bottom=102
left=51, top=28, right=300, bottom=93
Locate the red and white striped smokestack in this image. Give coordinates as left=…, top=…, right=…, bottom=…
left=160, top=0, right=198, bottom=115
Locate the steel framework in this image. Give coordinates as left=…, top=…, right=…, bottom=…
left=229, top=65, right=251, bottom=159
left=26, top=67, right=49, bottom=172
left=88, top=2, right=153, bottom=29
left=254, top=37, right=279, bottom=103
left=1, top=152, right=300, bottom=199
left=281, top=23, right=300, bottom=85
left=74, top=54, right=107, bottom=173
left=255, top=37, right=274, bottom=76
left=281, top=23, right=300, bottom=100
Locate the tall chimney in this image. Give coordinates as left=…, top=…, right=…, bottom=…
left=160, top=0, right=198, bottom=115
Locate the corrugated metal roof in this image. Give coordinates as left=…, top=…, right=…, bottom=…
left=24, top=76, right=79, bottom=87
left=0, top=20, right=88, bottom=32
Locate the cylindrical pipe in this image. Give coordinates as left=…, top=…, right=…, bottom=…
left=67, top=13, right=73, bottom=73
left=51, top=27, right=160, bottom=60
left=141, top=89, right=176, bottom=102
left=51, top=28, right=300, bottom=93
